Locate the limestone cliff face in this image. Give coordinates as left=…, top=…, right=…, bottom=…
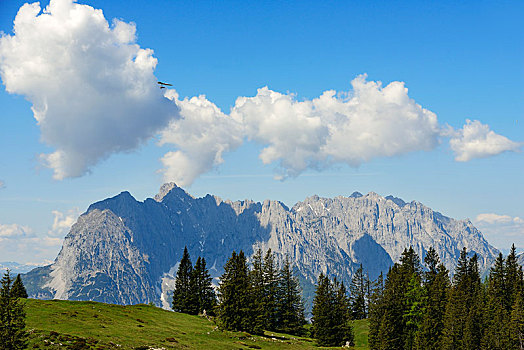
left=24, top=183, right=498, bottom=309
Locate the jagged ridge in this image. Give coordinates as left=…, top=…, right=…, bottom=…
left=23, top=184, right=499, bottom=312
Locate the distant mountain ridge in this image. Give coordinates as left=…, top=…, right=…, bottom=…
left=23, top=183, right=499, bottom=311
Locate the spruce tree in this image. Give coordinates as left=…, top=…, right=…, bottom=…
left=10, top=275, right=28, bottom=299
left=368, top=272, right=384, bottom=349
left=442, top=249, right=484, bottom=350
left=249, top=248, right=266, bottom=334
left=192, top=257, right=216, bottom=315
left=510, top=291, right=524, bottom=350
left=172, top=247, right=196, bottom=314
left=276, top=257, right=306, bottom=335
left=217, top=251, right=257, bottom=333
left=0, top=270, right=28, bottom=350
left=311, top=273, right=333, bottom=345
left=442, top=248, right=469, bottom=350
left=333, top=280, right=354, bottom=346
left=349, top=264, right=368, bottom=320
left=416, top=248, right=449, bottom=350
left=403, top=274, right=424, bottom=349
left=482, top=252, right=510, bottom=350
left=263, top=249, right=279, bottom=331
left=311, top=274, right=353, bottom=347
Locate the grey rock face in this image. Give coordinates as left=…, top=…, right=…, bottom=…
left=24, top=184, right=498, bottom=310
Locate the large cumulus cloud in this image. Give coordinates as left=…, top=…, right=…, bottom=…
left=232, top=75, right=441, bottom=178
left=0, top=0, right=177, bottom=179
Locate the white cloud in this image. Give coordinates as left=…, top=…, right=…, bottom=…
left=449, top=119, right=522, bottom=162
left=49, top=207, right=80, bottom=237
left=475, top=213, right=524, bottom=249
left=232, top=75, right=440, bottom=178
left=0, top=180, right=4, bottom=189
left=0, top=0, right=177, bottom=179
left=1, top=2, right=519, bottom=185
left=0, top=223, right=33, bottom=238
left=159, top=90, right=244, bottom=186
left=0, top=222, right=63, bottom=264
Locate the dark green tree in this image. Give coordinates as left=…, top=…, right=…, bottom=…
left=217, top=251, right=257, bottom=333
left=350, top=264, right=368, bottom=320
left=10, top=275, right=28, bottom=299
left=192, top=257, right=216, bottom=315
left=368, top=272, right=384, bottom=349
left=416, top=248, right=449, bottom=350
left=482, top=253, right=510, bottom=350
left=442, top=249, right=484, bottom=350
left=333, top=280, right=354, bottom=346
left=311, top=273, right=333, bottom=345
left=403, top=274, right=424, bottom=349
left=249, top=248, right=266, bottom=334
left=172, top=247, right=197, bottom=314
left=510, top=291, right=524, bottom=350
left=276, top=257, right=306, bottom=335
left=0, top=270, right=28, bottom=350
left=263, top=249, right=279, bottom=331
left=311, top=273, right=353, bottom=347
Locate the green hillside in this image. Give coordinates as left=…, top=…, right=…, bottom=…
left=24, top=299, right=369, bottom=349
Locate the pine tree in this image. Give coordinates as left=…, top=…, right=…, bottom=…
left=263, top=249, right=279, bottom=331
left=276, top=257, right=306, bottom=335
left=172, top=247, right=197, bottom=314
left=349, top=264, right=368, bottom=320
left=192, top=257, right=216, bottom=315
left=10, top=275, right=28, bottom=299
left=0, top=270, right=28, bottom=350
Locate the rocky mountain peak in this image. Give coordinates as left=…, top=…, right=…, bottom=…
left=154, top=182, right=179, bottom=202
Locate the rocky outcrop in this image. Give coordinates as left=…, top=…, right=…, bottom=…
left=24, top=183, right=499, bottom=310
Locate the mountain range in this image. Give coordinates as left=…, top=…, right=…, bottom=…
left=23, top=183, right=499, bottom=311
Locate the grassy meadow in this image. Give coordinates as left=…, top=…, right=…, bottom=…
left=24, top=299, right=369, bottom=349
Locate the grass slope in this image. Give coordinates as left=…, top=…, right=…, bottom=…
left=24, top=299, right=369, bottom=349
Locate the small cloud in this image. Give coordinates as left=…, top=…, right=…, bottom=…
left=49, top=208, right=80, bottom=237
left=0, top=223, right=33, bottom=239
left=0, top=222, right=63, bottom=264
left=448, top=119, right=522, bottom=162
left=474, top=213, right=524, bottom=249
left=0, top=180, right=4, bottom=189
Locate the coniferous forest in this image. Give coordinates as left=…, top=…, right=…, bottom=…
left=368, top=245, right=524, bottom=350
left=171, top=244, right=524, bottom=349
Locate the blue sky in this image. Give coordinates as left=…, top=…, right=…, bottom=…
left=0, top=0, right=522, bottom=264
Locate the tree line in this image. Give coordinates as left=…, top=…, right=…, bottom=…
left=171, top=247, right=376, bottom=346
left=368, top=245, right=524, bottom=350
left=0, top=270, right=28, bottom=350
left=172, top=247, right=307, bottom=336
